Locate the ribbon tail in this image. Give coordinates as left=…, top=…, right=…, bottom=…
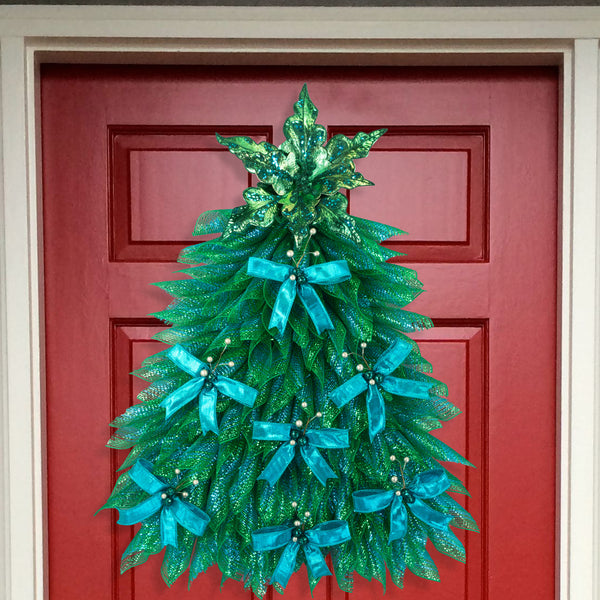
left=128, top=459, right=167, bottom=494
left=381, top=375, right=434, bottom=400
left=411, top=469, right=451, bottom=498
left=271, top=542, right=300, bottom=588
left=389, top=495, right=409, bottom=542
left=352, top=490, right=394, bottom=513
left=160, top=506, right=178, bottom=548
left=409, top=498, right=454, bottom=532
left=329, top=374, right=368, bottom=408
left=160, top=378, right=205, bottom=419
left=257, top=443, right=295, bottom=486
left=166, top=344, right=207, bottom=377
left=366, top=385, right=386, bottom=441
left=199, top=386, right=219, bottom=435
left=306, top=520, right=352, bottom=547
left=301, top=445, right=337, bottom=485
left=298, top=284, right=333, bottom=334
left=247, top=257, right=291, bottom=282
left=172, top=498, right=210, bottom=537
left=117, top=493, right=162, bottom=526
left=306, top=428, right=349, bottom=449
left=214, top=376, right=258, bottom=408
left=303, top=260, right=351, bottom=285
left=303, top=543, right=331, bottom=579
left=269, top=277, right=297, bottom=336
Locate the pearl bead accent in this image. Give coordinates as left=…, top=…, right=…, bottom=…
left=291, top=501, right=298, bottom=508
left=356, top=364, right=364, bottom=372
left=292, top=537, right=298, bottom=542
left=360, top=342, right=367, bottom=348
left=304, top=511, right=311, bottom=518
left=289, top=440, right=296, bottom=446
left=391, top=475, right=399, bottom=483
left=193, top=479, right=199, bottom=486
left=404, top=457, right=410, bottom=464
left=342, top=351, right=348, bottom=358
left=294, top=520, right=301, bottom=526
left=286, top=250, right=295, bottom=257
left=316, top=412, right=322, bottom=418
left=228, top=361, right=234, bottom=367
left=225, top=338, right=231, bottom=345
left=390, top=455, right=396, bottom=462
left=395, top=490, right=402, bottom=496
left=369, top=379, right=376, bottom=385
left=301, top=401, right=308, bottom=408
left=200, top=369, right=209, bottom=377
left=309, top=227, right=317, bottom=235
left=206, top=356, right=213, bottom=363
left=161, top=493, right=167, bottom=499
left=174, top=468, right=181, bottom=475
left=313, top=251, right=320, bottom=257
left=290, top=274, right=296, bottom=281
left=182, top=491, right=189, bottom=498
left=295, top=420, right=303, bottom=427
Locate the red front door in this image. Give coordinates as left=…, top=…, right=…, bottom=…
left=41, top=65, right=557, bottom=600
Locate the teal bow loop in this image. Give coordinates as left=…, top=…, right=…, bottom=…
left=353, top=468, right=453, bottom=543
left=161, top=344, right=258, bottom=434
left=253, top=421, right=349, bottom=486
left=116, top=460, right=210, bottom=549
left=252, top=520, right=351, bottom=588
left=330, top=339, right=435, bottom=441
left=247, top=257, right=351, bottom=335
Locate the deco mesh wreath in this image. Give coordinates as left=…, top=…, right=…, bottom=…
left=99, top=85, right=478, bottom=595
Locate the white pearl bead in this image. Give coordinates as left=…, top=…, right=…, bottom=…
left=316, top=412, right=322, bottom=418
left=295, top=420, right=303, bottom=427
left=182, top=491, right=189, bottom=498
left=193, top=479, right=199, bottom=486
left=289, top=440, right=296, bottom=446
left=174, top=468, right=181, bottom=475
left=292, top=536, right=298, bottom=542
left=225, top=338, right=231, bottom=345
left=395, top=490, right=402, bottom=496
left=304, top=511, right=311, bottom=518
left=356, top=364, right=364, bottom=372
left=206, top=356, right=213, bottom=363
left=294, top=520, right=301, bottom=526
left=301, top=401, right=308, bottom=408
left=360, top=342, right=367, bottom=348
left=200, top=369, right=209, bottom=377
left=291, top=501, right=298, bottom=508
left=290, top=274, right=296, bottom=281
left=404, top=457, right=410, bottom=464
left=391, top=475, right=399, bottom=483
left=313, top=251, right=320, bottom=257
left=342, top=352, right=348, bottom=358
left=390, top=455, right=396, bottom=462
left=161, top=493, right=167, bottom=499
left=309, top=228, right=317, bottom=235
left=369, top=379, right=376, bottom=385
left=228, top=361, right=234, bottom=367
left=286, top=250, right=295, bottom=257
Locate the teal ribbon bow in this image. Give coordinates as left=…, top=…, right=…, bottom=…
left=253, top=421, right=348, bottom=486
left=330, top=339, right=435, bottom=441
left=161, top=344, right=258, bottom=434
left=353, top=468, right=453, bottom=543
left=117, top=459, right=210, bottom=548
left=247, top=257, right=351, bottom=335
left=252, top=520, right=351, bottom=588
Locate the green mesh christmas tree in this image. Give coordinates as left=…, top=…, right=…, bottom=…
left=100, top=85, right=477, bottom=596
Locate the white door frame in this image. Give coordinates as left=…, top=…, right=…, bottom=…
left=0, top=7, right=598, bottom=600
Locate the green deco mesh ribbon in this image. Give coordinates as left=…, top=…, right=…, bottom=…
left=99, top=85, right=478, bottom=596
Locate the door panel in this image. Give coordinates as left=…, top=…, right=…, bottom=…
left=41, top=65, right=557, bottom=600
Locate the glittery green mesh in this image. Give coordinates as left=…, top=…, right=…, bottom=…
left=100, top=85, right=477, bottom=595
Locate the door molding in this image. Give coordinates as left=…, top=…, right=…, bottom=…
left=0, top=7, right=598, bottom=600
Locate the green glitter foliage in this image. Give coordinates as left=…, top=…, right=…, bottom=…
left=102, top=85, right=477, bottom=595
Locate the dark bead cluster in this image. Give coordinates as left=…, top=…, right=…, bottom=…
left=203, top=371, right=218, bottom=390
left=290, top=427, right=308, bottom=446
left=293, top=267, right=308, bottom=285
left=401, top=488, right=415, bottom=504
left=162, top=488, right=176, bottom=505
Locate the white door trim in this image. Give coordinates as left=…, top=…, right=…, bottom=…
left=0, top=7, right=598, bottom=600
